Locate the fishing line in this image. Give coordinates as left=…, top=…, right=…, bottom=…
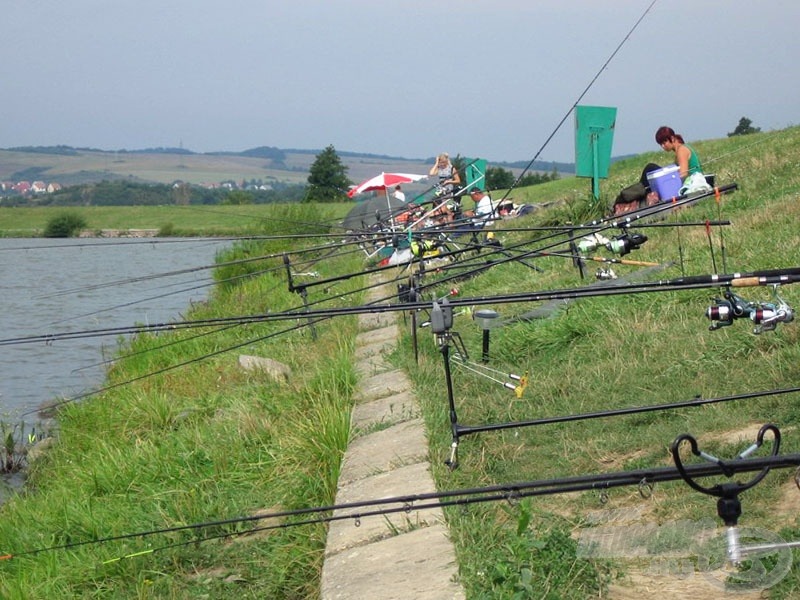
left=703, top=128, right=790, bottom=168
left=496, top=0, right=659, bottom=204
left=417, top=220, right=730, bottom=235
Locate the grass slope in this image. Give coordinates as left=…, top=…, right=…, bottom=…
left=0, top=126, right=799, bottom=598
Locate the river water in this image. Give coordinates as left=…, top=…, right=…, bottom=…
left=0, top=237, right=230, bottom=422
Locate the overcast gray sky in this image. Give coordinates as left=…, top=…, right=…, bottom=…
left=3, top=0, right=798, bottom=163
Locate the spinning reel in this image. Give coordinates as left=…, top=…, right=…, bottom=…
left=706, top=285, right=794, bottom=334
left=577, top=232, right=648, bottom=256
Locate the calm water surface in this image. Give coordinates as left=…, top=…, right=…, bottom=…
left=0, top=237, right=229, bottom=421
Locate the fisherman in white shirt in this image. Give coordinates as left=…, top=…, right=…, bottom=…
left=469, top=187, right=496, bottom=227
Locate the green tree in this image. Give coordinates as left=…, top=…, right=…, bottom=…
left=306, top=145, right=350, bottom=202
left=518, top=169, right=559, bottom=187
left=223, top=190, right=254, bottom=205
left=486, top=166, right=515, bottom=190
left=728, top=116, right=761, bottom=137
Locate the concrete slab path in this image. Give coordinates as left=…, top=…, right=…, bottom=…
left=320, top=274, right=464, bottom=600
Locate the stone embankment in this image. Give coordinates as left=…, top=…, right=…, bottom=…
left=78, top=229, right=159, bottom=238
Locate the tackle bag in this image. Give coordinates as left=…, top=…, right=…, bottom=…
left=611, top=182, right=647, bottom=216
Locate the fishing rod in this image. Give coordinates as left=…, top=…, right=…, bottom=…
left=37, top=237, right=373, bottom=329
left=5, top=424, right=797, bottom=563
left=38, top=233, right=373, bottom=300
left=32, top=266, right=430, bottom=413
left=18, top=309, right=334, bottom=417
left=6, top=264, right=799, bottom=348
left=410, top=184, right=738, bottom=293
left=3, top=251, right=415, bottom=347
left=427, top=290, right=795, bottom=468
left=45, top=241, right=371, bottom=326
left=431, top=220, right=733, bottom=234
left=25, top=263, right=443, bottom=414
left=0, top=237, right=233, bottom=252
left=538, top=250, right=661, bottom=268
left=341, top=183, right=736, bottom=299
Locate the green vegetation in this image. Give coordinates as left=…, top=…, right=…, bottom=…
left=43, top=211, right=87, bottom=237
left=305, top=144, right=351, bottom=202
left=729, top=116, right=761, bottom=137
left=400, top=125, right=800, bottom=597
left=1, top=126, right=800, bottom=597
left=0, top=203, right=351, bottom=237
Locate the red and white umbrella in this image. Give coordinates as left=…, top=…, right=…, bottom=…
left=347, top=172, right=427, bottom=198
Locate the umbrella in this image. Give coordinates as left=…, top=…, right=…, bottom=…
left=346, top=171, right=427, bottom=230
left=342, top=193, right=409, bottom=231
left=347, top=172, right=428, bottom=198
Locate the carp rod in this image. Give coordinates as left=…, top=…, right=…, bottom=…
left=35, top=236, right=375, bottom=333
left=5, top=424, right=797, bottom=562
left=43, top=239, right=371, bottom=326
left=409, top=185, right=738, bottom=292
left=38, top=232, right=374, bottom=299
left=408, top=219, right=732, bottom=236
left=52, top=181, right=728, bottom=319
left=5, top=265, right=799, bottom=348
left=18, top=311, right=332, bottom=417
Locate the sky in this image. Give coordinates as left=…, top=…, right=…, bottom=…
left=3, top=0, right=798, bottom=164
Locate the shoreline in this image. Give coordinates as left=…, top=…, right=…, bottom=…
left=79, top=228, right=159, bottom=238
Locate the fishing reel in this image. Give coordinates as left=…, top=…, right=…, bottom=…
left=410, top=238, right=442, bottom=258
left=595, top=267, right=617, bottom=280
left=706, top=285, right=794, bottom=334
left=397, top=282, right=420, bottom=303
left=577, top=232, right=647, bottom=256
left=606, top=232, right=647, bottom=256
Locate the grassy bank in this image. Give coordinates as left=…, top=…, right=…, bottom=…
left=0, top=204, right=363, bottom=598
left=0, top=203, right=352, bottom=237
left=400, top=125, right=800, bottom=597
left=1, top=126, right=800, bottom=598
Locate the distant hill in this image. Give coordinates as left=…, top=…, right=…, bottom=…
left=0, top=145, right=574, bottom=188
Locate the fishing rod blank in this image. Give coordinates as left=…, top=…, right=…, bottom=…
left=427, top=289, right=799, bottom=469
left=8, top=426, right=799, bottom=562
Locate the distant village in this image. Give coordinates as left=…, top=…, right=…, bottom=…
left=1, top=180, right=63, bottom=197
left=0, top=178, right=268, bottom=200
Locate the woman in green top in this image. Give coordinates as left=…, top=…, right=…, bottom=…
left=655, top=126, right=702, bottom=182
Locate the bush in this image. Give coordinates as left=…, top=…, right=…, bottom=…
left=43, top=211, right=87, bottom=237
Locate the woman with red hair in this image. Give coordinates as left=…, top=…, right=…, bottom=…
left=654, top=126, right=703, bottom=182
